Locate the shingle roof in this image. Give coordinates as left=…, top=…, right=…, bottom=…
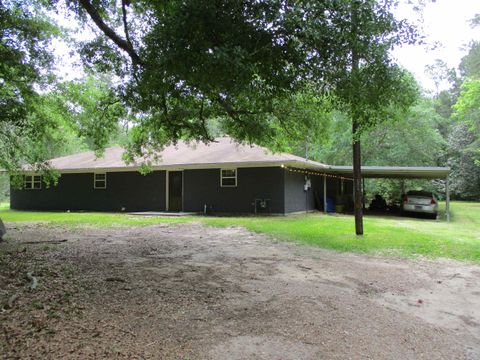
left=46, top=137, right=328, bottom=172
left=25, top=137, right=449, bottom=179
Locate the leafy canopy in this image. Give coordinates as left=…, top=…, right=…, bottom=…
left=0, top=0, right=59, bottom=172
left=66, top=0, right=420, bottom=159
left=453, top=78, right=480, bottom=166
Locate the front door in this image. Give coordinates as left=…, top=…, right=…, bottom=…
left=168, top=171, right=183, bottom=212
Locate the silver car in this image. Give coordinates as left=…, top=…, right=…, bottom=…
left=402, top=190, right=438, bottom=219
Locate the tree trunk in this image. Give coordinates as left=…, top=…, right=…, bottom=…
left=0, top=217, right=6, bottom=241
left=350, top=1, right=363, bottom=236
left=352, top=119, right=364, bottom=235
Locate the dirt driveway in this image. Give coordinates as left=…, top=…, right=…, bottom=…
left=1, top=222, right=479, bottom=359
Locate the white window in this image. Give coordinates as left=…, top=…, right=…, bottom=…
left=94, top=173, right=107, bottom=189
left=220, top=169, right=237, bottom=187
left=24, top=175, right=41, bottom=190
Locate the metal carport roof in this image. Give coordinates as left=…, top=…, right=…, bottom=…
left=325, top=166, right=450, bottom=179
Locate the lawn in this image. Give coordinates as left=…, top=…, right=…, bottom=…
left=204, top=202, right=480, bottom=262
left=1, top=201, right=479, bottom=262
left=0, top=202, right=192, bottom=227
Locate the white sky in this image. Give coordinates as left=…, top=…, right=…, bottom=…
left=392, top=0, right=480, bottom=93
left=50, top=0, right=480, bottom=92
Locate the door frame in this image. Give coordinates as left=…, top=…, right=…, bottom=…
left=166, top=170, right=184, bottom=211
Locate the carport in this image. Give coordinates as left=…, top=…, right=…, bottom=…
left=326, top=166, right=451, bottom=221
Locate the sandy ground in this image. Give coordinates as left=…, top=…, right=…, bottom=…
left=1, top=222, right=479, bottom=359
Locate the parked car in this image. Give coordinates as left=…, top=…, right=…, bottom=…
left=401, top=190, right=438, bottom=219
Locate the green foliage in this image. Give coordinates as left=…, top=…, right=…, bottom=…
left=452, top=78, right=480, bottom=174
left=1, top=1, right=128, bottom=188
left=362, top=99, right=446, bottom=167
left=306, top=96, right=446, bottom=202
left=361, top=99, right=446, bottom=201
left=0, top=174, right=9, bottom=202
left=43, top=76, right=129, bottom=155
left=0, top=0, right=59, bottom=173
left=308, top=33, right=480, bottom=203
left=453, top=78, right=480, bottom=136
left=307, top=111, right=352, bottom=166
left=425, top=59, right=457, bottom=96
left=66, top=0, right=420, bottom=161
left=459, top=42, right=480, bottom=79
left=222, top=88, right=333, bottom=153
left=298, top=0, right=420, bottom=133
left=446, top=123, right=480, bottom=200
left=430, top=39, right=480, bottom=201
left=433, top=90, right=459, bottom=135
left=72, top=0, right=319, bottom=158
left=309, top=97, right=444, bottom=166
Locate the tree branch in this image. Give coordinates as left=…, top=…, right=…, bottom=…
left=78, top=0, right=143, bottom=66
left=216, top=97, right=256, bottom=117
left=198, top=96, right=213, bottom=141
left=121, top=0, right=133, bottom=50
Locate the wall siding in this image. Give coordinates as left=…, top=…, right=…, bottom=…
left=10, top=171, right=166, bottom=211
left=11, top=167, right=327, bottom=214
left=284, top=171, right=317, bottom=213
left=183, top=167, right=285, bottom=214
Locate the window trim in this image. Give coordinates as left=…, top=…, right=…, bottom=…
left=24, top=175, right=42, bottom=190
left=94, top=172, right=107, bottom=189
left=220, top=168, right=237, bottom=187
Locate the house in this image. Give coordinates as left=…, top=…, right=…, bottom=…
left=10, top=137, right=451, bottom=215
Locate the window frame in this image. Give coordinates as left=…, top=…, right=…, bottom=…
left=93, top=172, right=107, bottom=189
left=24, top=175, right=42, bottom=190
left=220, top=168, right=237, bottom=187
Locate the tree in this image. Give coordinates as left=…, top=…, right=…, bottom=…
left=425, top=59, right=456, bottom=97
left=362, top=99, right=445, bottom=167
left=452, top=78, right=480, bottom=166
left=70, top=0, right=316, bottom=159
left=446, top=123, right=480, bottom=199
left=0, top=0, right=59, bottom=173
left=299, top=0, right=419, bottom=234
left=0, top=1, right=127, bottom=195
left=460, top=15, right=480, bottom=79
left=459, top=42, right=480, bottom=79
left=42, top=76, right=129, bottom=155
left=308, top=96, right=445, bottom=203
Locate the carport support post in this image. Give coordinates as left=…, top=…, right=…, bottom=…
left=362, top=178, right=366, bottom=211
left=323, top=175, right=327, bottom=213
left=446, top=176, right=450, bottom=222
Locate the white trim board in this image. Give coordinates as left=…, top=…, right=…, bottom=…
left=18, top=160, right=328, bottom=175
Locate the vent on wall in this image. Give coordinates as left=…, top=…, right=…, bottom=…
left=254, top=199, right=271, bottom=214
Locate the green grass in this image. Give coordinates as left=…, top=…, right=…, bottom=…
left=0, top=203, right=193, bottom=227
left=1, top=201, right=479, bottom=262
left=202, top=202, right=480, bottom=262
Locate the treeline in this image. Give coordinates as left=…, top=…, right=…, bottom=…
left=0, top=76, right=129, bottom=202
